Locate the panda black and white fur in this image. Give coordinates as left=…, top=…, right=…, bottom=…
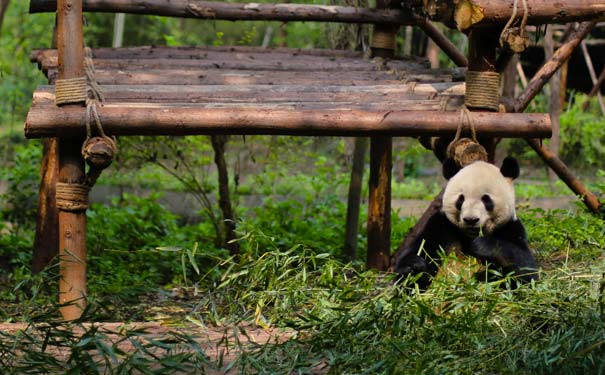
left=394, top=156, right=538, bottom=290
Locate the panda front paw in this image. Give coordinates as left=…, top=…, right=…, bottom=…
left=394, top=254, right=428, bottom=282
left=468, top=236, right=499, bottom=262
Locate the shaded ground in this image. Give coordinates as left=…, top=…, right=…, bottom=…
left=90, top=185, right=581, bottom=223
left=0, top=322, right=296, bottom=374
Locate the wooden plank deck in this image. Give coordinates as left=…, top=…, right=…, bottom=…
left=25, top=45, right=551, bottom=138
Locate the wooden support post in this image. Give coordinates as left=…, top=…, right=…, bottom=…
left=32, top=139, right=60, bottom=273
left=57, top=0, right=87, bottom=321
left=344, top=137, right=368, bottom=262
left=33, top=18, right=59, bottom=274
left=544, top=26, right=561, bottom=181
left=366, top=0, right=396, bottom=270
left=367, top=136, right=392, bottom=270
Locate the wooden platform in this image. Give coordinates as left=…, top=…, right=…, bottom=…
left=25, top=46, right=551, bottom=138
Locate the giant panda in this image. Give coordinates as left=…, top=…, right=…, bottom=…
left=394, top=156, right=538, bottom=290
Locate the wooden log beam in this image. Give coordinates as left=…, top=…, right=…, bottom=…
left=421, top=0, right=605, bottom=31
left=29, top=0, right=417, bottom=25
left=416, top=17, right=468, bottom=67
left=25, top=106, right=552, bottom=138
left=57, top=0, right=87, bottom=321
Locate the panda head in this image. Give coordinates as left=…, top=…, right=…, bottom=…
left=442, top=157, right=520, bottom=236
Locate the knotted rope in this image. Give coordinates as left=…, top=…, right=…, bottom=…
left=56, top=47, right=117, bottom=212
left=465, top=70, right=501, bottom=111
left=446, top=106, right=488, bottom=167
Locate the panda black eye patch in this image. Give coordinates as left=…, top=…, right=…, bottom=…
left=455, top=194, right=464, bottom=210
left=481, top=194, right=494, bottom=211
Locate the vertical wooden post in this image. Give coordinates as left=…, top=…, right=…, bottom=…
left=367, top=0, right=396, bottom=271
left=33, top=17, right=60, bottom=274
left=367, top=137, right=392, bottom=270
left=467, top=29, right=499, bottom=160
left=344, top=137, right=368, bottom=262
left=57, top=0, right=87, bottom=320
left=32, top=138, right=60, bottom=273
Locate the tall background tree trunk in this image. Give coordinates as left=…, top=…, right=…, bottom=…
left=210, top=135, right=239, bottom=255
left=0, top=0, right=11, bottom=39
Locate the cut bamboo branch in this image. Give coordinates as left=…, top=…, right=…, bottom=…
left=423, top=0, right=605, bottom=31
left=30, top=0, right=416, bottom=25
left=25, top=106, right=552, bottom=138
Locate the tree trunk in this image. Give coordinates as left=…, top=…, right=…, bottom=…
left=0, top=0, right=10, bottom=40
left=344, top=137, right=368, bottom=262
left=32, top=138, right=60, bottom=273
left=210, top=135, right=239, bottom=255
left=544, top=26, right=560, bottom=181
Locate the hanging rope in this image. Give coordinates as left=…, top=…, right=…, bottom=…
left=56, top=47, right=117, bottom=212
left=446, top=106, right=488, bottom=167
left=465, top=70, right=501, bottom=111
left=499, top=0, right=529, bottom=52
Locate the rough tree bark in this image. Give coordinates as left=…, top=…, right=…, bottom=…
left=543, top=26, right=560, bottom=181
left=210, top=135, right=239, bottom=256
left=344, top=137, right=368, bottom=262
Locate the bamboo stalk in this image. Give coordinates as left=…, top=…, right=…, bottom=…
left=30, top=0, right=415, bottom=25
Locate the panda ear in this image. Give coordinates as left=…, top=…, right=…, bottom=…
left=443, top=158, right=461, bottom=179
left=500, top=156, right=520, bottom=180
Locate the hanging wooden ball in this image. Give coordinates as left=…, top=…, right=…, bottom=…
left=82, top=136, right=115, bottom=170
left=447, top=138, right=488, bottom=167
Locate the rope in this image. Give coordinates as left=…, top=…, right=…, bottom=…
left=465, top=70, right=500, bottom=111
left=446, top=106, right=488, bottom=167
left=56, top=46, right=117, bottom=212
left=499, top=0, right=529, bottom=51
left=55, top=77, right=87, bottom=105
left=371, top=30, right=396, bottom=50
left=56, top=182, right=90, bottom=211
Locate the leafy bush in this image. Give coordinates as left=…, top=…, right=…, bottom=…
left=558, top=95, right=605, bottom=168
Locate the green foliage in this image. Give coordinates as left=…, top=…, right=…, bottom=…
left=86, top=193, right=223, bottom=297
left=0, top=140, right=42, bottom=227
left=559, top=94, right=605, bottom=168
left=520, top=207, right=605, bottom=261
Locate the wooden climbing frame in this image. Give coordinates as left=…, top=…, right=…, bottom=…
left=25, top=0, right=604, bottom=320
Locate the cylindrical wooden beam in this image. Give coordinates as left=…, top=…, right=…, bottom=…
left=422, top=0, right=605, bottom=30
left=30, top=0, right=416, bottom=25
left=367, top=136, right=392, bottom=271
left=25, top=107, right=552, bottom=138
left=416, top=17, right=468, bottom=67
left=57, top=0, right=87, bottom=321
